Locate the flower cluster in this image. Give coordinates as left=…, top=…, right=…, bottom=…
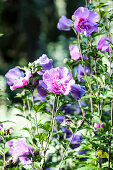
left=57, top=7, right=99, bottom=36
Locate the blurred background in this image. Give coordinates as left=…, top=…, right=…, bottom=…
left=0, top=0, right=85, bottom=73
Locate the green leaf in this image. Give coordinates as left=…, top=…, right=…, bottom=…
left=33, top=133, right=47, bottom=141
left=0, top=160, right=3, bottom=166
left=92, top=116, right=100, bottom=124
left=52, top=130, right=62, bottom=137
left=0, top=120, right=15, bottom=124
left=33, top=101, right=47, bottom=112
left=21, top=127, right=30, bottom=133
left=16, top=114, right=30, bottom=120
left=38, top=122, right=51, bottom=131
left=5, top=136, right=23, bottom=142
left=93, top=75, right=104, bottom=87
left=82, top=95, right=95, bottom=99
left=92, top=32, right=106, bottom=38
left=7, top=105, right=23, bottom=111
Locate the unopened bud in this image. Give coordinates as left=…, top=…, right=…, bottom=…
left=4, top=127, right=14, bottom=135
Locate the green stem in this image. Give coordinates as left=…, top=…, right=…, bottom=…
left=3, top=136, right=5, bottom=165
left=78, top=33, right=96, bottom=97
left=85, top=0, right=88, bottom=7
left=111, top=100, right=113, bottom=132
left=58, top=133, right=74, bottom=170
left=31, top=67, right=38, bottom=134
left=27, top=96, right=32, bottom=120
left=108, top=21, right=112, bottom=168
left=108, top=140, right=111, bottom=169
left=23, top=99, right=29, bottom=128
left=40, top=95, right=57, bottom=169
left=78, top=100, right=84, bottom=115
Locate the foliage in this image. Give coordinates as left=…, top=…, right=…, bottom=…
left=0, top=0, right=113, bottom=170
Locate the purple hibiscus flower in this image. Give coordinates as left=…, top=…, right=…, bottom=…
left=34, top=54, right=53, bottom=75
left=71, top=84, right=85, bottom=101
left=69, top=45, right=81, bottom=61
left=78, top=150, right=88, bottom=155
left=62, top=127, right=82, bottom=149
left=5, top=67, right=31, bottom=90
left=70, top=135, right=82, bottom=149
left=34, top=80, right=48, bottom=102
left=5, top=67, right=24, bottom=86
left=69, top=45, right=87, bottom=61
left=56, top=115, right=65, bottom=123
left=97, top=37, right=113, bottom=53
left=8, top=138, right=34, bottom=165
left=62, top=127, right=73, bottom=140
left=60, top=104, right=76, bottom=115
left=0, top=123, right=3, bottom=130
left=57, top=16, right=73, bottom=31
left=7, top=140, right=13, bottom=147
left=77, top=64, right=90, bottom=82
left=74, top=7, right=99, bottom=36
left=94, top=123, right=104, bottom=131
left=43, top=67, right=75, bottom=95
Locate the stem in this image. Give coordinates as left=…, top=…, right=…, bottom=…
left=85, top=0, right=88, bottom=7
left=58, top=123, right=80, bottom=170
left=89, top=36, right=94, bottom=115
left=108, top=140, right=111, bottom=169
left=58, top=133, right=74, bottom=170
left=111, top=100, right=113, bottom=132
left=98, top=163, right=101, bottom=169
left=31, top=90, right=38, bottom=134
left=108, top=21, right=112, bottom=168
left=78, top=100, right=84, bottom=115
left=40, top=95, right=57, bottom=169
left=94, top=58, right=99, bottom=89
left=98, top=101, right=101, bottom=127
left=23, top=99, right=29, bottom=127
left=31, top=157, right=35, bottom=170
left=27, top=96, right=31, bottom=119
left=108, top=20, right=113, bottom=133
left=108, top=21, right=112, bottom=78
left=90, top=98, right=93, bottom=114
left=31, top=67, right=38, bottom=134
left=3, top=141, right=5, bottom=163
left=78, top=33, right=96, bottom=97
left=3, top=136, right=5, bottom=167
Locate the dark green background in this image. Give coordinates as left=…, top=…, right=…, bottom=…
left=0, top=0, right=85, bottom=75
